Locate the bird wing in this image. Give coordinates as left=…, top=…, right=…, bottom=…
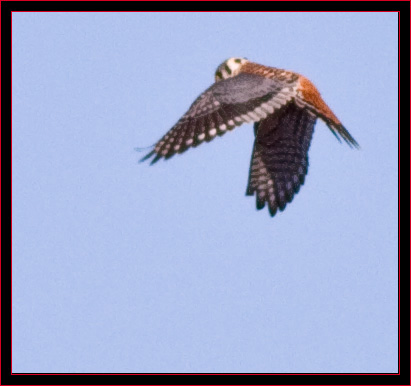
left=140, top=73, right=297, bottom=164
left=246, top=102, right=317, bottom=217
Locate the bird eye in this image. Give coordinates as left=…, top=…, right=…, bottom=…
left=234, top=59, right=242, bottom=63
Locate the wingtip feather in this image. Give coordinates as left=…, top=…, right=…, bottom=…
left=139, top=150, right=156, bottom=163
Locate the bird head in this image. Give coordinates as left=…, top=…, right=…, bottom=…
left=214, top=57, right=249, bottom=82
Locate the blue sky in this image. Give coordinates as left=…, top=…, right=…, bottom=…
left=12, top=12, right=398, bottom=373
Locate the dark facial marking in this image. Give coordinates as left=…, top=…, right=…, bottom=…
left=234, top=58, right=242, bottom=63
left=216, top=70, right=223, bottom=79
left=224, top=64, right=232, bottom=75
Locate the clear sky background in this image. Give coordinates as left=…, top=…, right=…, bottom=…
left=12, top=12, right=398, bottom=373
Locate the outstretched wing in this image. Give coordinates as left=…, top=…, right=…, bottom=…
left=246, top=102, right=317, bottom=217
left=141, top=73, right=298, bottom=164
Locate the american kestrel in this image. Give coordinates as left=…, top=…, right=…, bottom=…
left=141, top=58, right=359, bottom=217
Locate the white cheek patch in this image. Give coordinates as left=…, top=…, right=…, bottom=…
left=218, top=58, right=247, bottom=80
left=226, top=58, right=243, bottom=74
left=221, top=69, right=229, bottom=79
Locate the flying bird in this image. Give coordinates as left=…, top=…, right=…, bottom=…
left=140, top=58, right=359, bottom=217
